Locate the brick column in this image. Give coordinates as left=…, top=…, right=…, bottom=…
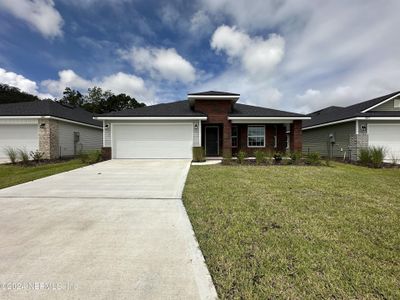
left=222, top=120, right=232, bottom=157
left=290, top=120, right=302, bottom=153
left=38, top=118, right=59, bottom=159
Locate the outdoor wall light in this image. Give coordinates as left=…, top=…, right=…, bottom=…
left=105, top=124, right=110, bottom=129
left=194, top=123, right=198, bottom=129
left=40, top=123, right=46, bottom=128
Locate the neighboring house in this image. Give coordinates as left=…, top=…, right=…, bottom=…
left=0, top=100, right=102, bottom=160
left=95, top=91, right=310, bottom=159
left=302, top=91, right=400, bottom=161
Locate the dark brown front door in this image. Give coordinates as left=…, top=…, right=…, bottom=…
left=205, top=126, right=219, bottom=156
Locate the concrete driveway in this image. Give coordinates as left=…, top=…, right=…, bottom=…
left=0, top=160, right=217, bottom=300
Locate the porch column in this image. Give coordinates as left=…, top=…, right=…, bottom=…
left=223, top=120, right=232, bottom=157
left=290, top=120, right=302, bottom=153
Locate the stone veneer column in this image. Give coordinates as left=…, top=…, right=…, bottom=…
left=349, top=133, right=368, bottom=161
left=289, top=120, right=302, bottom=153
left=38, top=118, right=59, bottom=159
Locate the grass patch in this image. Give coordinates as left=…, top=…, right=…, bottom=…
left=0, top=159, right=86, bottom=189
left=183, top=162, right=400, bottom=299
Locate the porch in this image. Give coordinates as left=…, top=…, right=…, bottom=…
left=200, top=120, right=303, bottom=157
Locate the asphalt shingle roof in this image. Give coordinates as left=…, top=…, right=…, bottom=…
left=303, top=91, right=400, bottom=128
left=99, top=100, right=307, bottom=118
left=188, top=91, right=240, bottom=96
left=0, top=100, right=101, bottom=127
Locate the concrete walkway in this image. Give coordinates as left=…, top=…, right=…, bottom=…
left=0, top=160, right=217, bottom=300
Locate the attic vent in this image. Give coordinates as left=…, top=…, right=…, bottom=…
left=394, top=98, right=400, bottom=108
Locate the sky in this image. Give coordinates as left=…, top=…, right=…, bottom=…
left=0, top=0, right=399, bottom=113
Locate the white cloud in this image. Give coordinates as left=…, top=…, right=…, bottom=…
left=120, top=47, right=196, bottom=83
left=41, top=69, right=154, bottom=102
left=211, top=25, right=285, bottom=77
left=0, top=0, right=63, bottom=38
left=0, top=67, right=39, bottom=95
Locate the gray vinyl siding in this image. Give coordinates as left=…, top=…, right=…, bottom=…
left=103, top=120, right=199, bottom=148
left=303, top=121, right=356, bottom=157
left=370, top=98, right=400, bottom=111
left=58, top=121, right=102, bottom=157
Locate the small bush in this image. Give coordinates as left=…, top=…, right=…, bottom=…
left=359, top=148, right=371, bottom=166
left=30, top=150, right=44, bottom=163
left=4, top=147, right=18, bottom=164
left=290, top=151, right=302, bottom=165
left=305, top=152, right=321, bottom=165
left=370, top=146, right=385, bottom=168
left=192, top=147, right=205, bottom=162
left=273, top=152, right=282, bottom=164
left=17, top=148, right=30, bottom=165
left=79, top=150, right=102, bottom=164
left=254, top=150, right=265, bottom=165
left=237, top=150, right=247, bottom=164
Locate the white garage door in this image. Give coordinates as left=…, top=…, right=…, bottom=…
left=368, top=124, right=400, bottom=160
left=112, top=123, right=193, bottom=159
left=0, top=124, right=38, bottom=159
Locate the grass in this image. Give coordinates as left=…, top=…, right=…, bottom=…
left=183, top=162, right=400, bottom=299
left=0, top=159, right=87, bottom=189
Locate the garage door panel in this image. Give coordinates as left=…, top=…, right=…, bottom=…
left=113, top=123, right=193, bottom=159
left=368, top=124, right=400, bottom=160
left=0, top=125, right=38, bottom=159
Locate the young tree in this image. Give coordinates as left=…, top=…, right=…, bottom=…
left=59, top=87, right=84, bottom=107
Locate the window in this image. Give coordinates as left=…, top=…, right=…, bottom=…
left=232, top=126, right=238, bottom=148
left=247, top=125, right=265, bottom=147
left=394, top=98, right=400, bottom=108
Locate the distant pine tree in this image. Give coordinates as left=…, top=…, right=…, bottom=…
left=0, top=84, right=39, bottom=104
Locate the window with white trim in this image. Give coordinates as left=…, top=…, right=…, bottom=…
left=247, top=125, right=265, bottom=147
left=232, top=126, right=238, bottom=148
left=394, top=98, right=400, bottom=108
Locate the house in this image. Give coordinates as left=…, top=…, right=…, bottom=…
left=302, top=91, right=400, bottom=161
left=95, top=91, right=310, bottom=159
left=0, top=100, right=102, bottom=160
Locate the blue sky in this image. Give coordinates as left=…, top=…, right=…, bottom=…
left=0, top=0, right=400, bottom=113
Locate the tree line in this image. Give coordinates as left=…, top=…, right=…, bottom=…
left=0, top=84, right=146, bottom=113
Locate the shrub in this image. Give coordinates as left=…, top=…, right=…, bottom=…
left=370, top=146, right=385, bottom=168
left=254, top=150, right=265, bottom=165
left=305, top=152, right=321, bottom=165
left=273, top=152, right=282, bottom=164
left=359, top=148, right=371, bottom=166
left=4, top=147, right=18, bottom=164
left=237, top=150, right=247, bottom=164
left=17, top=148, right=30, bottom=165
left=192, top=147, right=205, bottom=162
left=290, top=151, right=302, bottom=165
left=30, top=150, right=44, bottom=163
left=4, top=146, right=18, bottom=164
left=79, top=150, right=102, bottom=164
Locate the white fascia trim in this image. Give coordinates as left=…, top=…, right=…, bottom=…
left=0, top=116, right=39, bottom=119
left=303, top=116, right=400, bottom=131
left=42, top=116, right=102, bottom=129
left=187, top=95, right=240, bottom=100
left=0, top=115, right=101, bottom=129
left=361, top=92, right=400, bottom=113
left=94, top=116, right=208, bottom=121
left=228, top=116, right=311, bottom=120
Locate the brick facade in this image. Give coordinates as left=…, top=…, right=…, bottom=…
left=195, top=100, right=233, bottom=157
left=38, top=118, right=59, bottom=159
left=289, top=120, right=302, bottom=153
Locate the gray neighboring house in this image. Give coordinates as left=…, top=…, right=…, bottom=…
left=302, top=91, right=400, bottom=161
left=0, top=100, right=102, bottom=160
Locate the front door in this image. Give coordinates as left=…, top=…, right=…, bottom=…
left=205, top=126, right=219, bottom=156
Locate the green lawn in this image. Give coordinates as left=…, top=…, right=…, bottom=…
left=183, top=163, right=400, bottom=299
left=0, top=159, right=87, bottom=189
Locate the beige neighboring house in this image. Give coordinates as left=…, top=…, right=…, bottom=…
left=0, top=100, right=102, bottom=161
